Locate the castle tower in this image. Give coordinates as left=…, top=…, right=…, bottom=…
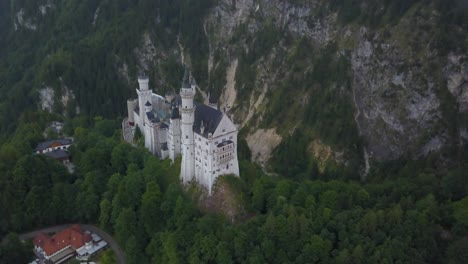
left=180, top=69, right=196, bottom=184
left=168, top=107, right=181, bottom=161
left=136, top=74, right=152, bottom=127
left=126, top=99, right=138, bottom=126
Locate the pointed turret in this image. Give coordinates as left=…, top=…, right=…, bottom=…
left=138, top=72, right=149, bottom=91
left=182, top=68, right=191, bottom=88
left=208, top=86, right=218, bottom=110
left=136, top=71, right=153, bottom=128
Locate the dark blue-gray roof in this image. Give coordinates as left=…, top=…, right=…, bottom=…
left=194, top=105, right=223, bottom=137
left=209, top=93, right=218, bottom=104
left=171, top=107, right=180, bottom=119
left=138, top=72, right=148, bottom=80
left=146, top=112, right=160, bottom=123
left=35, top=138, right=72, bottom=152
left=145, top=101, right=151, bottom=106
left=217, top=140, right=233, bottom=147
left=182, top=69, right=191, bottom=88
left=44, top=149, right=70, bottom=160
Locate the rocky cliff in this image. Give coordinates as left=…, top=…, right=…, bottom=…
left=199, top=0, right=467, bottom=174
left=2, top=0, right=467, bottom=176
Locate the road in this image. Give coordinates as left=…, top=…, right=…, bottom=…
left=18, top=224, right=125, bottom=264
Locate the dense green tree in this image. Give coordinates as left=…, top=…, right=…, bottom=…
left=111, top=142, right=132, bottom=174
left=100, top=250, right=117, bottom=264
left=99, top=198, right=112, bottom=231
left=115, top=208, right=138, bottom=247
left=0, top=233, right=33, bottom=263
left=447, top=238, right=468, bottom=264
left=453, top=196, right=468, bottom=228
left=141, top=181, right=163, bottom=234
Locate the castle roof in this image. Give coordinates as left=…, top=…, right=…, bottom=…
left=194, top=104, right=223, bottom=137
left=182, top=69, right=191, bottom=88
left=145, top=101, right=152, bottom=106
left=35, top=138, right=72, bottom=152
left=147, top=112, right=160, bottom=123
left=171, top=107, right=180, bottom=119
left=209, top=93, right=218, bottom=104
left=217, top=140, right=234, bottom=147
left=44, top=149, right=70, bottom=160
left=138, top=72, right=148, bottom=80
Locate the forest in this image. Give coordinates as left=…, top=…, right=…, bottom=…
left=0, top=0, right=467, bottom=263
left=0, top=111, right=467, bottom=263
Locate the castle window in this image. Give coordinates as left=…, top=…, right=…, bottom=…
left=186, top=136, right=188, bottom=139
left=230, top=136, right=233, bottom=139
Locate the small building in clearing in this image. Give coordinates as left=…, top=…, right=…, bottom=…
left=33, top=225, right=107, bottom=264
left=34, top=138, right=72, bottom=154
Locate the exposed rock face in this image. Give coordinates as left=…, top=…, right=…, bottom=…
left=445, top=53, right=468, bottom=113
left=220, top=59, right=238, bottom=112
left=39, top=87, right=54, bottom=112
left=209, top=0, right=255, bottom=39
left=258, top=0, right=335, bottom=46
left=60, top=86, right=75, bottom=110
left=39, top=84, right=76, bottom=115
left=39, top=1, right=53, bottom=16
left=15, top=9, right=37, bottom=30
left=246, top=128, right=282, bottom=166
left=134, top=33, right=158, bottom=72
left=351, top=37, right=443, bottom=160
left=13, top=0, right=466, bottom=169
left=203, top=0, right=466, bottom=165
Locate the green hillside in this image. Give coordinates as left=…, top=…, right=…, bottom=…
left=0, top=0, right=467, bottom=263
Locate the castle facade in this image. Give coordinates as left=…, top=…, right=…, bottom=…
left=124, top=70, right=239, bottom=194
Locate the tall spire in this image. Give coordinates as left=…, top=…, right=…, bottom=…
left=182, top=67, right=191, bottom=88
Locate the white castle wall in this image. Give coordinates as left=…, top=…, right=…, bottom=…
left=126, top=72, right=239, bottom=195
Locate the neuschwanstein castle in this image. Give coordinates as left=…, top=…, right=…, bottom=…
left=123, top=70, right=239, bottom=194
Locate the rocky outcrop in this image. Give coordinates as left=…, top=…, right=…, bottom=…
left=134, top=33, right=158, bottom=72
left=246, top=128, right=282, bottom=166
left=14, top=9, right=37, bottom=31
left=445, top=53, right=468, bottom=113
left=39, top=87, right=54, bottom=112
left=11, top=0, right=466, bottom=169
left=351, top=36, right=443, bottom=160
left=203, top=0, right=466, bottom=166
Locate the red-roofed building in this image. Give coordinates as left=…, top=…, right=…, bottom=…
left=33, top=225, right=93, bottom=264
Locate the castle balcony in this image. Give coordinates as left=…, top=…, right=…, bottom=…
left=216, top=140, right=234, bottom=164
left=180, top=88, right=195, bottom=98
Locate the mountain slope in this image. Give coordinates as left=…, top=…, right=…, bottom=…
left=0, top=0, right=467, bottom=177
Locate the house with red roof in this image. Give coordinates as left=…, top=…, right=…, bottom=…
left=33, top=225, right=104, bottom=264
